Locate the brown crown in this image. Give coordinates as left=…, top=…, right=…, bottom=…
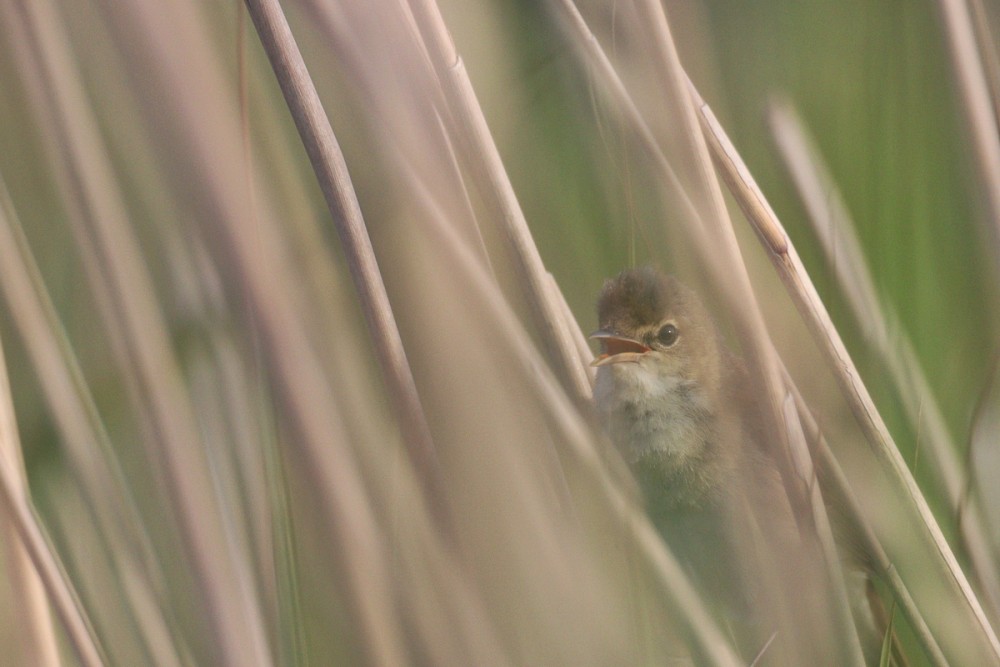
left=597, top=267, right=686, bottom=332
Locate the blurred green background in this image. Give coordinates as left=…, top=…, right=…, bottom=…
left=0, top=0, right=998, bottom=663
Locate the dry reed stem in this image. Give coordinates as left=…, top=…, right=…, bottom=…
left=936, top=0, right=1000, bottom=267
left=781, top=394, right=867, bottom=665
left=0, top=452, right=61, bottom=667
left=220, top=33, right=454, bottom=656
left=403, top=0, right=593, bottom=403
left=786, top=378, right=949, bottom=667
left=241, top=0, right=448, bottom=527
left=223, top=25, right=424, bottom=650
left=163, top=220, right=281, bottom=646
left=546, top=272, right=596, bottom=387
left=0, top=285, right=61, bottom=667
left=969, top=0, right=1000, bottom=128
left=93, top=0, right=419, bottom=661
left=769, top=100, right=1000, bottom=623
left=0, top=334, right=101, bottom=666
left=299, top=0, right=496, bottom=278
left=0, top=177, right=184, bottom=667
left=4, top=1, right=275, bottom=664
left=551, top=0, right=699, bottom=236
left=690, top=82, right=1000, bottom=664
left=225, top=7, right=509, bottom=644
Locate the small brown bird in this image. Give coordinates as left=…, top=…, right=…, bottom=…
left=591, top=267, right=801, bottom=662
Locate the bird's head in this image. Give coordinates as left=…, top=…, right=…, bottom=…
left=591, top=267, right=722, bottom=391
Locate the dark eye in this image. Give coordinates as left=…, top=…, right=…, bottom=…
left=657, top=324, right=679, bottom=347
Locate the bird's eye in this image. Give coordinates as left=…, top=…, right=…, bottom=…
left=657, top=324, right=679, bottom=347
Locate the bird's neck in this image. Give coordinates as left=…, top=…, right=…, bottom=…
left=594, top=368, right=735, bottom=509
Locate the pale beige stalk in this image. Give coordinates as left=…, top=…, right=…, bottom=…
left=0, top=338, right=61, bottom=667
left=769, top=100, right=1000, bottom=623
left=786, top=376, right=949, bottom=667
left=402, top=0, right=593, bottom=403
left=547, top=272, right=596, bottom=387
left=936, top=0, right=1000, bottom=267
left=0, top=332, right=100, bottom=666
left=1, top=0, right=274, bottom=664
left=691, top=83, right=1000, bottom=665
left=781, top=394, right=867, bottom=665
left=969, top=0, right=1000, bottom=127
left=0, top=176, right=183, bottom=667
left=241, top=0, right=447, bottom=529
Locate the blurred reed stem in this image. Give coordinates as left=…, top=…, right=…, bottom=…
left=0, top=394, right=99, bottom=667
left=546, top=272, right=596, bottom=387
left=0, top=219, right=100, bottom=666
left=0, top=330, right=61, bottom=667
left=3, top=0, right=276, bottom=663
left=786, top=374, right=949, bottom=667
left=768, top=99, right=1000, bottom=624
left=242, top=0, right=447, bottom=533
left=689, top=79, right=1000, bottom=664
left=780, top=393, right=867, bottom=665
left=935, top=0, right=1000, bottom=268
left=0, top=173, right=185, bottom=666
left=969, top=0, right=1000, bottom=126
left=403, top=0, right=593, bottom=404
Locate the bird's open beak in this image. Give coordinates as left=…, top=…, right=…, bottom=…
left=589, top=330, right=651, bottom=367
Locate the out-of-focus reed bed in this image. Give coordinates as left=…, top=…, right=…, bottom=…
left=0, top=0, right=997, bottom=665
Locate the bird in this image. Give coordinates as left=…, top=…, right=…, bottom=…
left=590, top=266, right=804, bottom=664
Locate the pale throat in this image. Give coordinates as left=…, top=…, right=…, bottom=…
left=593, top=361, right=715, bottom=465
